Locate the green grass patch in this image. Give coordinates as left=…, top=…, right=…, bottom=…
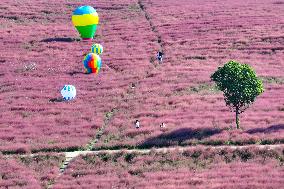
left=128, top=3, right=140, bottom=12
left=260, top=76, right=284, bottom=84
left=173, top=83, right=220, bottom=96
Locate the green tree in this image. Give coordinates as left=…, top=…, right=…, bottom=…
left=211, top=60, right=264, bottom=129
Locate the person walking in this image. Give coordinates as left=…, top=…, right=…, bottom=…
left=135, top=120, right=140, bottom=129
left=157, top=51, right=164, bottom=63
left=160, top=122, right=166, bottom=128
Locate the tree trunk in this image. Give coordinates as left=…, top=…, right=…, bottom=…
left=236, top=107, right=240, bottom=129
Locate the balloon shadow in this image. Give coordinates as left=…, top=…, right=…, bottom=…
left=49, top=97, right=65, bottom=102
left=138, top=127, right=223, bottom=148
left=246, top=124, right=284, bottom=134
left=68, top=71, right=85, bottom=76
left=41, top=37, right=80, bottom=43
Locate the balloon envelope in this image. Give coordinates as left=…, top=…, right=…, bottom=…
left=83, top=53, right=102, bottom=74
left=72, top=6, right=99, bottom=40
left=61, top=85, right=76, bottom=101
left=91, top=43, right=103, bottom=54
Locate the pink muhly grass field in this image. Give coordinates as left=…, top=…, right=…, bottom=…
left=53, top=147, right=284, bottom=188
left=0, top=157, right=41, bottom=188
left=0, top=0, right=158, bottom=153
left=96, top=0, right=284, bottom=149
left=1, top=0, right=283, bottom=188
left=0, top=153, right=65, bottom=188
left=97, top=84, right=284, bottom=149
left=0, top=0, right=283, bottom=152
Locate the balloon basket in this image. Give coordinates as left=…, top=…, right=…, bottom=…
left=82, top=38, right=93, bottom=41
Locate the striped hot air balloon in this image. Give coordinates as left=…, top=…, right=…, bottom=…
left=83, top=53, right=102, bottom=74
left=91, top=43, right=103, bottom=55
left=72, top=6, right=99, bottom=40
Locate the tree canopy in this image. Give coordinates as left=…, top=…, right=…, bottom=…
left=211, top=60, right=264, bottom=129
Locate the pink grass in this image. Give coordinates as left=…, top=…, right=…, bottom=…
left=53, top=147, right=284, bottom=188
left=0, top=0, right=283, bottom=152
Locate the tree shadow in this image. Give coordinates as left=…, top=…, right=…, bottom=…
left=246, top=124, right=284, bottom=134
left=41, top=37, right=80, bottom=43
left=49, top=97, right=64, bottom=102
left=138, top=128, right=223, bottom=148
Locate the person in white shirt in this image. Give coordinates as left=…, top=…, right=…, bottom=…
left=160, top=122, right=166, bottom=128
left=135, top=120, right=140, bottom=129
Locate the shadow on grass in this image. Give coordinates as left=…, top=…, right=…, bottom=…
left=67, top=71, right=86, bottom=76
left=246, top=124, right=284, bottom=134
left=138, top=128, right=223, bottom=148
left=41, top=37, right=80, bottom=43
left=49, top=97, right=64, bottom=102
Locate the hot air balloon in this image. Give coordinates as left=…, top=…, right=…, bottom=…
left=61, top=85, right=76, bottom=101
left=91, top=43, right=103, bottom=55
left=83, top=53, right=102, bottom=74
left=72, top=6, right=99, bottom=40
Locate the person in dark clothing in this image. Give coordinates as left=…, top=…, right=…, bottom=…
left=157, top=51, right=164, bottom=63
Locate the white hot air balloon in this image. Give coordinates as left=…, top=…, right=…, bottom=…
left=61, top=85, right=76, bottom=101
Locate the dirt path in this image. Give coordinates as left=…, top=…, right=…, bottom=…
left=138, top=0, right=164, bottom=51
left=64, top=144, right=284, bottom=157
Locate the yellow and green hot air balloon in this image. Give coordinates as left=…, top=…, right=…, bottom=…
left=72, top=6, right=99, bottom=40
left=91, top=43, right=103, bottom=55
